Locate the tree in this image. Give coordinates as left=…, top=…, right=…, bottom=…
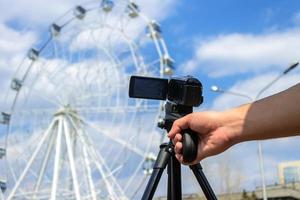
left=241, top=189, right=258, bottom=200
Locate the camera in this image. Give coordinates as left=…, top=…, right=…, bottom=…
left=128, top=71, right=215, bottom=200
left=129, top=75, right=203, bottom=107
left=129, top=75, right=203, bottom=163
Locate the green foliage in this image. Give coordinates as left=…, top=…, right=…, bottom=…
left=241, top=189, right=258, bottom=200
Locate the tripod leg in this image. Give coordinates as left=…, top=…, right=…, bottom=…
left=190, top=164, right=217, bottom=200
left=142, top=143, right=171, bottom=200
left=167, top=154, right=182, bottom=200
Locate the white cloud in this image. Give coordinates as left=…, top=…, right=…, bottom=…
left=0, top=0, right=178, bottom=104
left=0, top=24, right=35, bottom=57
left=0, top=0, right=178, bottom=26
left=0, top=23, right=37, bottom=110
left=65, top=0, right=177, bottom=53
left=0, top=0, right=82, bottom=25
left=68, top=16, right=144, bottom=52
left=0, top=24, right=36, bottom=73
left=211, top=72, right=300, bottom=110
left=138, top=0, right=178, bottom=21
left=181, top=15, right=300, bottom=191
left=0, top=0, right=178, bottom=198
left=181, top=28, right=300, bottom=77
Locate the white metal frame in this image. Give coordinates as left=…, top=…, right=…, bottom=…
left=2, top=0, right=173, bottom=199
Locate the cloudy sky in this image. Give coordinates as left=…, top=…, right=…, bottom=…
left=1, top=0, right=300, bottom=197
left=161, top=0, right=300, bottom=194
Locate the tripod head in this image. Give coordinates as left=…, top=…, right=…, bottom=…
left=129, top=75, right=203, bottom=162
left=159, top=102, right=200, bottom=162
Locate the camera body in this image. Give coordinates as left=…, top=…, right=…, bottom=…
left=129, top=75, right=203, bottom=163
left=130, top=75, right=216, bottom=199
left=129, top=75, right=203, bottom=106
left=167, top=76, right=203, bottom=107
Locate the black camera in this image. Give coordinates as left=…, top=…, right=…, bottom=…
left=129, top=76, right=217, bottom=199
left=129, top=75, right=203, bottom=163
left=129, top=75, right=203, bottom=106
left=129, top=76, right=203, bottom=162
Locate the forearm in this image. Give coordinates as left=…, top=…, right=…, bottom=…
left=224, top=83, right=300, bottom=144
left=168, top=83, right=300, bottom=162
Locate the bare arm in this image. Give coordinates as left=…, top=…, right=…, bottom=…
left=168, top=83, right=300, bottom=164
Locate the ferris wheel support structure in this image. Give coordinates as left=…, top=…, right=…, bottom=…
left=8, top=109, right=126, bottom=200
left=1, top=0, right=174, bottom=199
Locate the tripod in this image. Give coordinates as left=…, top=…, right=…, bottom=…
left=141, top=102, right=217, bottom=200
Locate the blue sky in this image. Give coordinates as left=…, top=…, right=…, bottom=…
left=160, top=0, right=300, bottom=194
left=162, top=0, right=300, bottom=108
left=161, top=0, right=300, bottom=193
left=1, top=0, right=300, bottom=197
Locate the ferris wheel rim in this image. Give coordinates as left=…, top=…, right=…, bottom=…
left=1, top=0, right=174, bottom=199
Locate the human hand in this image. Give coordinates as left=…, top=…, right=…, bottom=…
left=168, top=111, right=239, bottom=165
left=169, top=83, right=300, bottom=164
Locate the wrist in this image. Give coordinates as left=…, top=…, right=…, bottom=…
left=221, top=104, right=250, bottom=145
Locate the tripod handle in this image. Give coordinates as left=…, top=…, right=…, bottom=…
left=182, top=129, right=198, bottom=163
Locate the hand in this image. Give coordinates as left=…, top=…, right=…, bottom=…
left=168, top=111, right=238, bottom=165
left=168, top=83, right=300, bottom=164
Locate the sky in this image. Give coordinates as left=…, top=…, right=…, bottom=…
left=1, top=0, right=300, bottom=198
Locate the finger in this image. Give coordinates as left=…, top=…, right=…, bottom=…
left=174, top=142, right=182, bottom=154
left=168, top=114, right=191, bottom=138
left=175, top=154, right=184, bottom=163
left=173, top=134, right=182, bottom=144
left=176, top=153, right=193, bottom=165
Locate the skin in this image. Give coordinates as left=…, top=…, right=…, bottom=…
left=168, top=83, right=300, bottom=165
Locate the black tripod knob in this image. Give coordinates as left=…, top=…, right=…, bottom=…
left=157, top=118, right=165, bottom=129
left=182, top=130, right=198, bottom=163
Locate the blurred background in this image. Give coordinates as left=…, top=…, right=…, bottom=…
left=1, top=0, right=300, bottom=199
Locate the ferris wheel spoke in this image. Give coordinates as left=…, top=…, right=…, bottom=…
left=5, top=1, right=171, bottom=199
left=0, top=191, right=3, bottom=200
left=123, top=125, right=157, bottom=193
left=124, top=156, right=148, bottom=194
left=80, top=135, right=125, bottom=199
left=27, top=61, right=62, bottom=104
left=14, top=108, right=56, bottom=117
left=20, top=83, right=63, bottom=108
left=48, top=42, right=87, bottom=105
left=7, top=119, right=57, bottom=200
left=144, top=58, right=160, bottom=70
left=13, top=104, right=159, bottom=120
left=121, top=36, right=148, bottom=74
left=75, top=105, right=159, bottom=114
left=82, top=146, right=97, bottom=200
left=88, top=32, right=123, bottom=110
left=108, top=109, right=140, bottom=171
left=66, top=116, right=122, bottom=199
left=6, top=139, right=48, bottom=185
left=113, top=32, right=141, bottom=73
left=49, top=116, right=63, bottom=200
left=104, top=9, right=128, bottom=43
left=62, top=117, right=81, bottom=200
left=67, top=111, right=146, bottom=157
left=38, top=60, right=69, bottom=93
left=130, top=175, right=149, bottom=199
left=33, top=128, right=56, bottom=199
left=89, top=28, right=123, bottom=72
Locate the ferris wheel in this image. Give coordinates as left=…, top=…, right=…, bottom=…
left=0, top=0, right=174, bottom=199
